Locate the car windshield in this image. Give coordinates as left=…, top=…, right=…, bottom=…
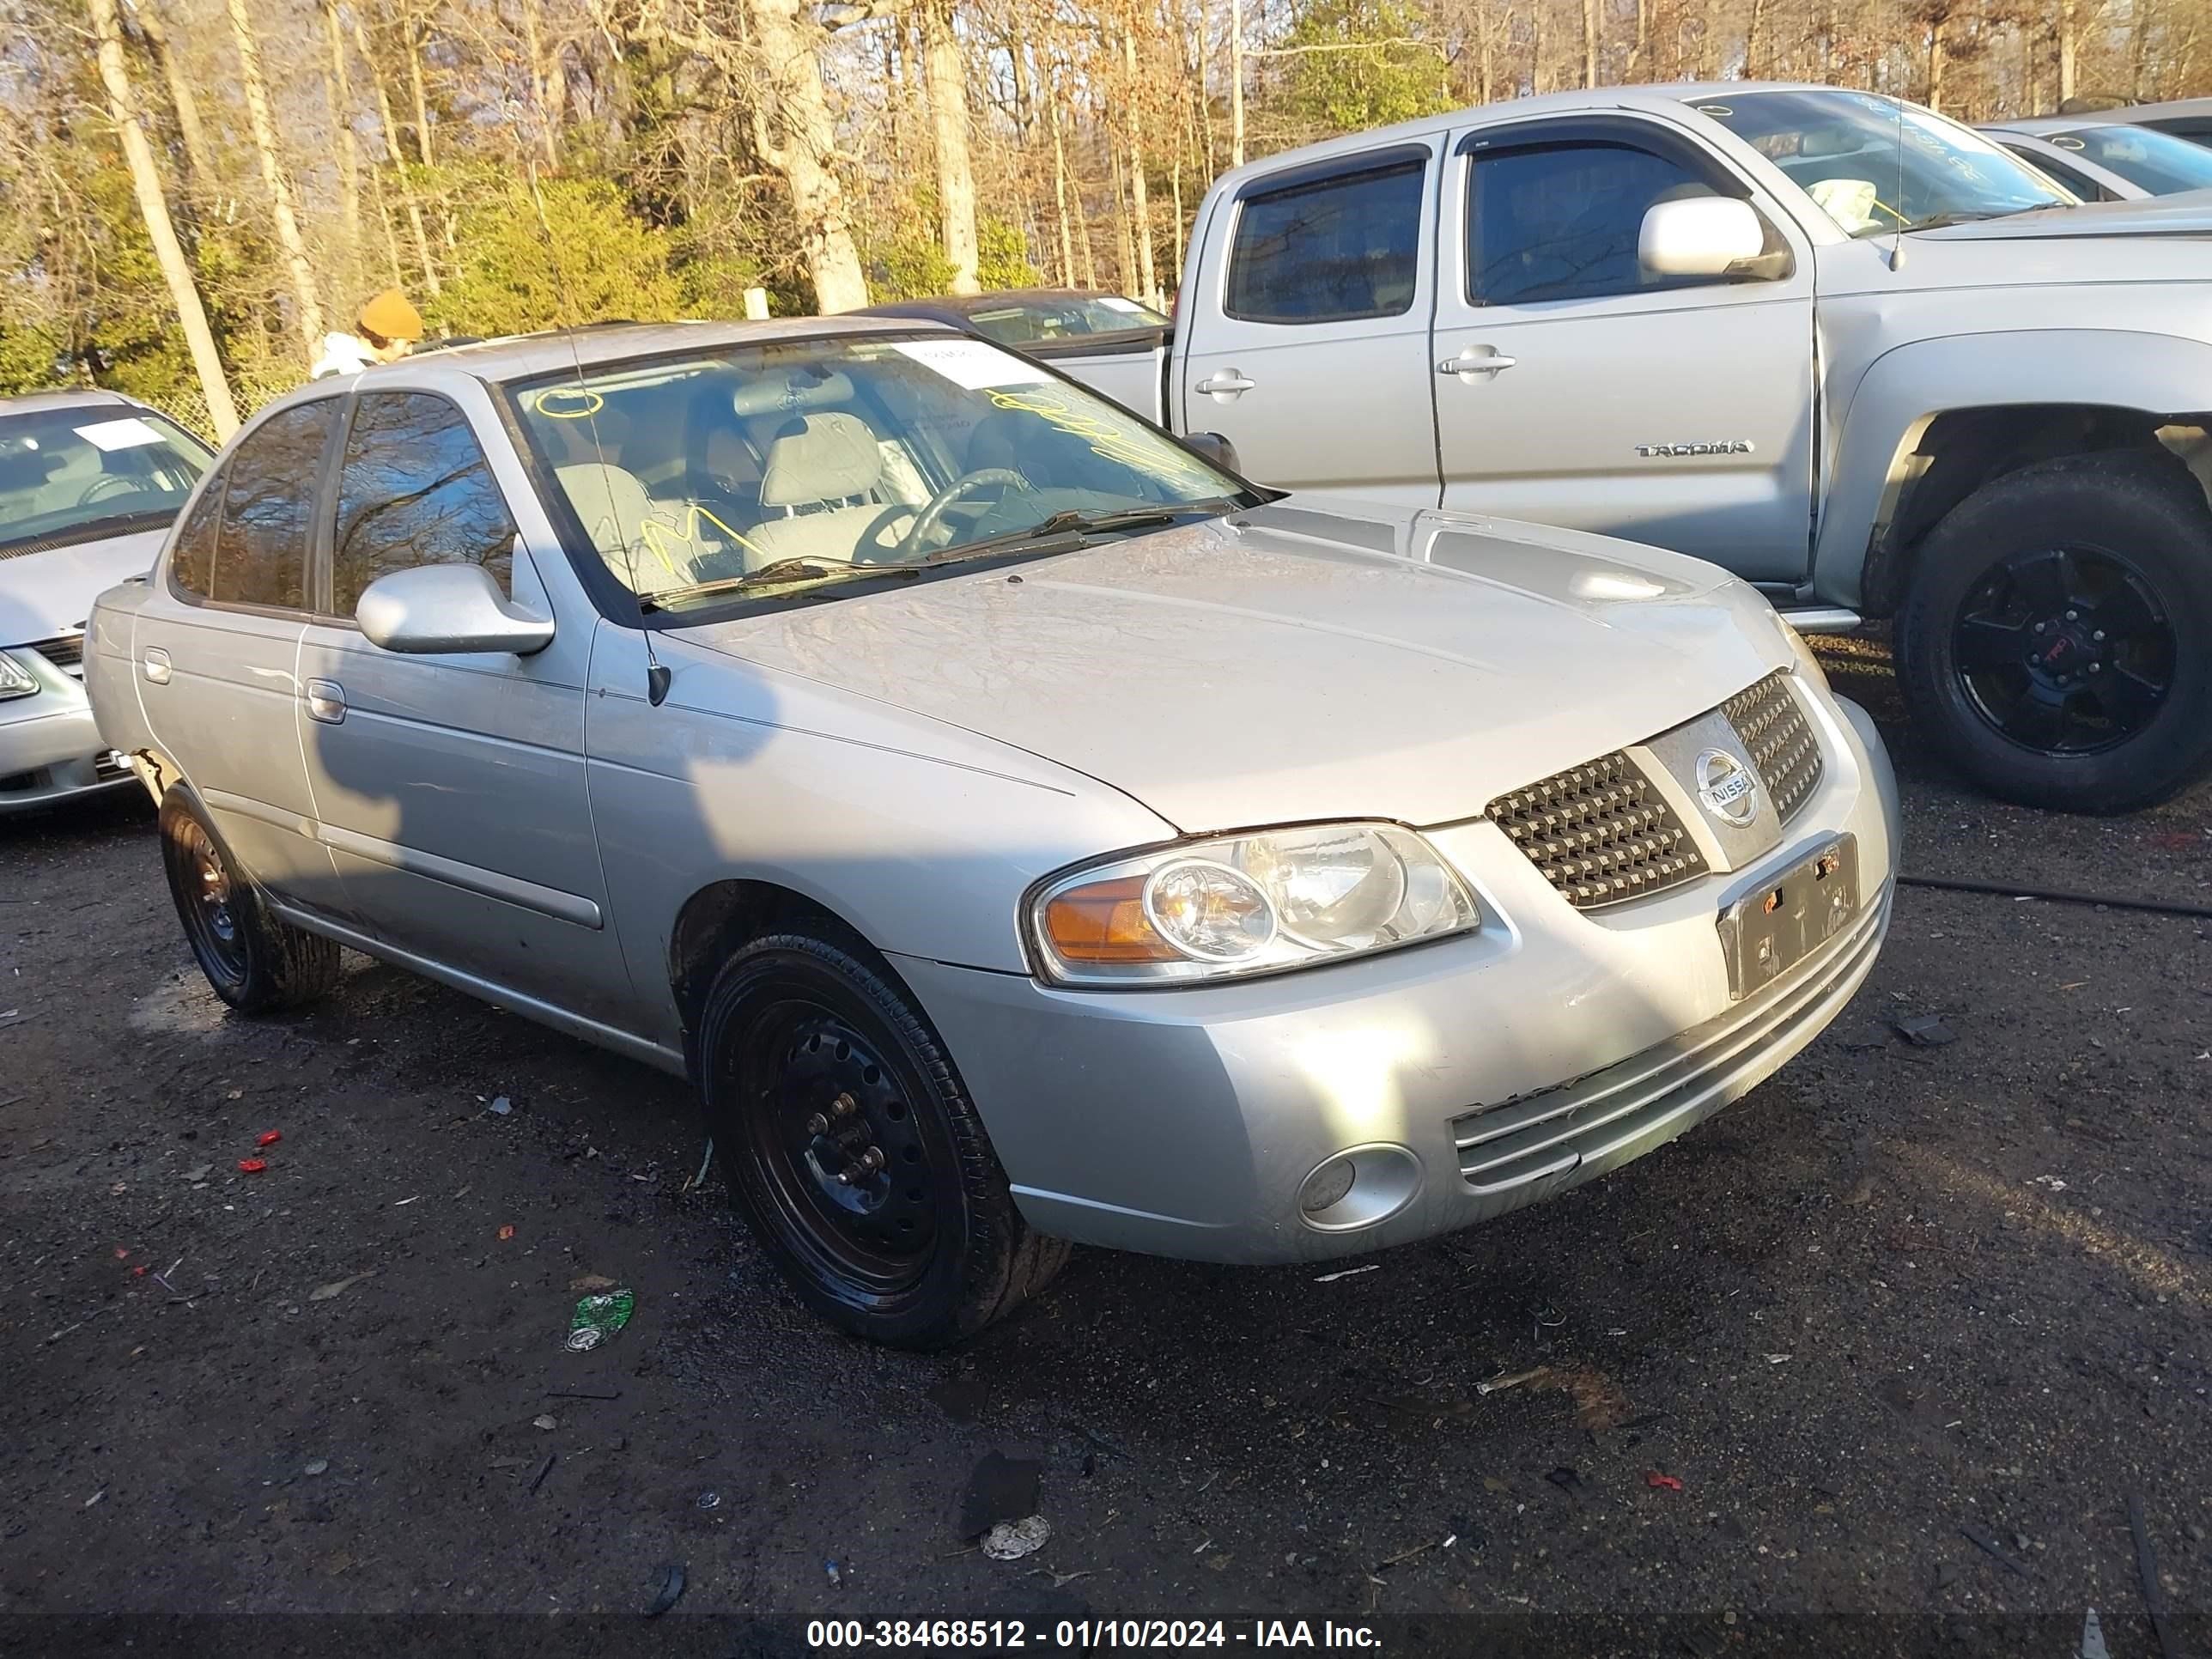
left=0, top=406, right=210, bottom=552
left=961, top=295, right=1170, bottom=346
left=1692, top=88, right=2072, bottom=235
left=2045, top=123, right=2212, bottom=193
left=508, top=332, right=1249, bottom=616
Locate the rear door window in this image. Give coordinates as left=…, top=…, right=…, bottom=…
left=331, top=392, right=517, bottom=617
left=207, top=401, right=337, bottom=610
left=167, top=471, right=228, bottom=599
left=1225, top=156, right=1427, bottom=324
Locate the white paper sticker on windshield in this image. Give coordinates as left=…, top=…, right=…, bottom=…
left=1097, top=296, right=1145, bottom=313
left=74, top=416, right=165, bottom=452
left=890, top=338, right=1048, bottom=391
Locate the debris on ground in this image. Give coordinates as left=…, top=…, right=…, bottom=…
left=532, top=1414, right=557, bottom=1431
left=1646, top=1472, right=1683, bottom=1491
left=1473, top=1364, right=1632, bottom=1431
left=236, top=1158, right=266, bottom=1175
left=1958, top=1522, right=2032, bottom=1579
left=1893, top=1013, right=1956, bottom=1048
left=304, top=1459, right=329, bottom=1477
left=569, top=1273, right=617, bottom=1291
left=2126, top=1493, right=2179, bottom=1659
left=488, top=1096, right=513, bottom=1115
left=1313, top=1264, right=1379, bottom=1283
left=566, top=1289, right=635, bottom=1352
left=497, top=1224, right=515, bottom=1241
left=181, top=1164, right=213, bottom=1183
left=981, top=1516, right=1051, bottom=1561
left=545, top=1387, right=621, bottom=1401
left=2079, top=1607, right=2110, bottom=1659
left=2031, top=1175, right=2069, bottom=1193
left=961, top=1451, right=1042, bottom=1540
left=642, top=1563, right=686, bottom=1618
left=1545, top=1467, right=1583, bottom=1492
left=528, top=1454, right=556, bottom=1495
left=696, top=1490, right=720, bottom=1511
left=825, top=1559, right=843, bottom=1587
left=307, top=1272, right=373, bottom=1303
left=256, top=1130, right=282, bottom=1147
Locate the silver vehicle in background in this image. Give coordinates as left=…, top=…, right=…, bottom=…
left=1, top=391, right=210, bottom=815
left=1981, top=116, right=2212, bottom=200
left=86, top=320, right=1897, bottom=1346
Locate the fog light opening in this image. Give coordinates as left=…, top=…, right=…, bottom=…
left=1297, top=1144, right=1421, bottom=1233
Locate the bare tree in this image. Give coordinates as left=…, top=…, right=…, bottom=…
left=224, top=0, right=326, bottom=347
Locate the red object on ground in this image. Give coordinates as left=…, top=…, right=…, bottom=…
left=114, top=1247, right=129, bottom=1260
left=258, top=1131, right=282, bottom=1147
left=1646, top=1472, right=1683, bottom=1491
left=238, top=1158, right=267, bottom=1174
left=497, top=1224, right=516, bottom=1241
left=131, top=1265, right=147, bottom=1276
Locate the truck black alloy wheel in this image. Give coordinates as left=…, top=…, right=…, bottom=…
left=698, top=933, right=1068, bottom=1346
left=1899, top=453, right=2212, bottom=813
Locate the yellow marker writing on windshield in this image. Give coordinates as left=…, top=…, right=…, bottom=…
left=981, top=387, right=1212, bottom=485
left=635, top=503, right=769, bottom=579
left=534, top=387, right=605, bottom=420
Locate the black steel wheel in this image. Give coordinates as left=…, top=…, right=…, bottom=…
left=697, top=932, right=1068, bottom=1346
left=157, top=794, right=341, bottom=1012
left=1899, top=452, right=2212, bottom=813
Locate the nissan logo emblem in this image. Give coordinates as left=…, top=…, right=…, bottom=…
left=1696, top=749, right=1759, bottom=828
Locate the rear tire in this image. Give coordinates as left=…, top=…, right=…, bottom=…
left=158, top=794, right=341, bottom=1012
left=1897, top=452, right=2212, bottom=813
left=696, top=933, right=1067, bottom=1347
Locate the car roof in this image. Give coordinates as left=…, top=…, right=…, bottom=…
left=1984, top=115, right=2136, bottom=137
left=0, top=388, right=141, bottom=418
left=358, top=315, right=957, bottom=386
left=860, top=289, right=1133, bottom=319
left=2109, top=96, right=2212, bottom=122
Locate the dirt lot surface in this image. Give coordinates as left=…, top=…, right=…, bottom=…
left=4, top=645, right=2209, bottom=1657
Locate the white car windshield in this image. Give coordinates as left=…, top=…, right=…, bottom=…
left=1693, top=88, right=2072, bottom=234
left=0, top=407, right=210, bottom=553
left=510, top=332, right=1248, bottom=614
left=2046, top=123, right=2212, bottom=193
left=962, top=295, right=1170, bottom=345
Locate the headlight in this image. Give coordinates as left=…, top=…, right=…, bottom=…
left=1778, top=617, right=1831, bottom=695
left=1030, top=822, right=1480, bottom=987
left=0, top=651, right=40, bottom=702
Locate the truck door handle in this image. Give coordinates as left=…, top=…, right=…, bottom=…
left=1437, top=350, right=1517, bottom=378
left=1195, top=370, right=1255, bottom=399
left=305, top=678, right=346, bottom=724
left=141, top=647, right=171, bottom=685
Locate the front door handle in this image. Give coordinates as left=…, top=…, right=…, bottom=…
left=305, top=678, right=346, bottom=724
left=1437, top=349, right=1517, bottom=379
left=141, top=647, right=171, bottom=685
left=1195, top=370, right=1255, bottom=400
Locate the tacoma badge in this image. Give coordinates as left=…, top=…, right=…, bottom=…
left=1635, top=441, right=1756, bottom=458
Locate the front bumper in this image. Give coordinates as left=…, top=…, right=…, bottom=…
left=896, top=694, right=1899, bottom=1265
left=0, top=653, right=137, bottom=816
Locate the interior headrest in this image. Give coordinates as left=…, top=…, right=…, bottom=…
left=0, top=446, right=61, bottom=493
left=729, top=368, right=858, bottom=419
left=760, top=413, right=883, bottom=507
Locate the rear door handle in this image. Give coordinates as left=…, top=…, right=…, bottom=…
left=305, top=678, right=346, bottom=724
left=1195, top=370, right=1255, bottom=399
left=141, top=647, right=171, bottom=685
left=1437, top=350, right=1517, bottom=379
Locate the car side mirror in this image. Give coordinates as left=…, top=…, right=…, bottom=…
left=1638, top=197, right=1784, bottom=279
left=356, top=563, right=555, bottom=656
left=1182, top=431, right=1243, bottom=475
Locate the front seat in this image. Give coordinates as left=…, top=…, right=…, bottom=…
left=556, top=462, right=729, bottom=590
left=742, top=413, right=905, bottom=569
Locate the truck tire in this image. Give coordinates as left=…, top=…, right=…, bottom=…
left=696, top=933, right=1069, bottom=1347
left=158, top=793, right=342, bottom=1012
left=1897, top=451, right=2212, bottom=813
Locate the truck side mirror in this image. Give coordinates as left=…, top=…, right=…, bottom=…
left=1638, top=197, right=1784, bottom=279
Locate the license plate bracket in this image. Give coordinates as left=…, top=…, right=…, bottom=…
left=1717, top=835, right=1859, bottom=1001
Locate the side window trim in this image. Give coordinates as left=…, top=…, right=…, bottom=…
left=171, top=398, right=343, bottom=619
left=1223, top=143, right=1437, bottom=328
left=1457, top=115, right=1793, bottom=309
left=324, top=386, right=522, bottom=624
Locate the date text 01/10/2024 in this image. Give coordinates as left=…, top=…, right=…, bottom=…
left=805, top=1620, right=1382, bottom=1649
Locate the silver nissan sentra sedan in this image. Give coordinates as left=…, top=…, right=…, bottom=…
left=85, top=319, right=1899, bottom=1346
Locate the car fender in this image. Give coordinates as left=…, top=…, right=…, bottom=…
left=1814, top=327, right=2212, bottom=606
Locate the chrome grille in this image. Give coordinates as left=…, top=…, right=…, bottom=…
left=32, top=634, right=84, bottom=678
left=1722, top=671, right=1823, bottom=824
left=1487, top=751, right=1707, bottom=909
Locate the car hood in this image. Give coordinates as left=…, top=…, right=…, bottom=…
left=672, top=503, right=1791, bottom=832
left=0, top=527, right=167, bottom=645
left=1917, top=191, right=2212, bottom=240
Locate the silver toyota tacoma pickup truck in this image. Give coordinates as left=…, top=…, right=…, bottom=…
left=1055, top=81, right=2212, bottom=815
left=84, top=319, right=1897, bottom=1345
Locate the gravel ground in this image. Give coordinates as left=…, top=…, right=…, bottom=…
left=3, top=644, right=2208, bottom=1657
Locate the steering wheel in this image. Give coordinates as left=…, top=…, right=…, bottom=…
left=77, top=476, right=142, bottom=507
left=888, top=469, right=1028, bottom=562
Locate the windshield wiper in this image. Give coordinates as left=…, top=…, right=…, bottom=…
left=924, top=502, right=1229, bottom=567
left=1903, top=206, right=2045, bottom=232
left=636, top=558, right=924, bottom=612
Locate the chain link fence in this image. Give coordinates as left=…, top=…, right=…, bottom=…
left=162, top=370, right=298, bottom=444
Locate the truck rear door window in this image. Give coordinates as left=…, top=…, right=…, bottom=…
left=1226, top=157, right=1425, bottom=325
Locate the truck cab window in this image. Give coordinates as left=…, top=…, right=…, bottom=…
left=1226, top=158, right=1425, bottom=325
left=1468, top=143, right=1721, bottom=307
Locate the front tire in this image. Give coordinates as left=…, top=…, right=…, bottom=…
left=158, top=794, right=341, bottom=1012
left=696, top=933, right=1067, bottom=1347
left=1898, top=452, right=2212, bottom=813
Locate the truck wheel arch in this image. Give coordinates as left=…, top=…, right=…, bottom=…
left=1818, top=331, right=2212, bottom=615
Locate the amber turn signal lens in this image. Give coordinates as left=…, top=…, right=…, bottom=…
left=1040, top=875, right=1176, bottom=964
